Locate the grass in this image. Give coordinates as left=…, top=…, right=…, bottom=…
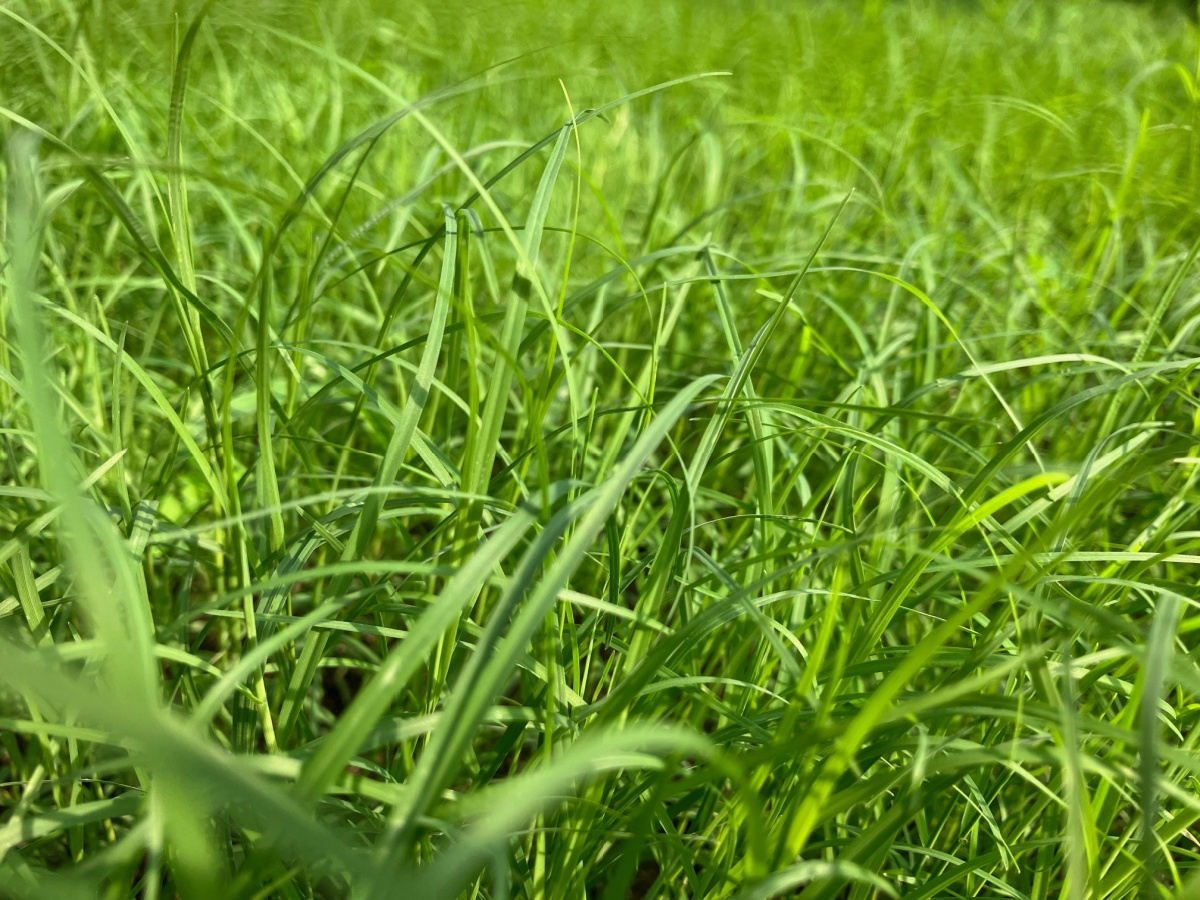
left=4, top=0, right=1200, bottom=896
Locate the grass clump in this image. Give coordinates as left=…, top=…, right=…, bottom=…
left=4, top=0, right=1200, bottom=896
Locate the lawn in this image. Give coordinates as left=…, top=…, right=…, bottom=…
left=4, top=0, right=1200, bottom=897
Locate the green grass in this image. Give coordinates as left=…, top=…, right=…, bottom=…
left=4, top=0, right=1200, bottom=896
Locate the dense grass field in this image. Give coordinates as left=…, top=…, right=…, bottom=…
left=6, top=0, right=1200, bottom=896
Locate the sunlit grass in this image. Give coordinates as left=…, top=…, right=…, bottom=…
left=4, top=0, right=1200, bottom=897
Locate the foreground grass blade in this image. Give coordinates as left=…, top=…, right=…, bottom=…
left=372, top=374, right=720, bottom=879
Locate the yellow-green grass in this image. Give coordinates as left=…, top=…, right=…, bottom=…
left=4, top=0, right=1200, bottom=897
